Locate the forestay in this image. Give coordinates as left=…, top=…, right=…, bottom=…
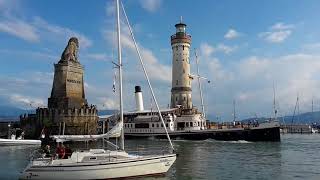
left=51, top=122, right=123, bottom=142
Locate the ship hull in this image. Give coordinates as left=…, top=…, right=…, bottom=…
left=125, top=124, right=280, bottom=142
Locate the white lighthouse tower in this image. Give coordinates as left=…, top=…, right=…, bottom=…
left=170, top=19, right=193, bottom=109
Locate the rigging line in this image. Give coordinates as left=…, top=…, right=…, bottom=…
left=120, top=1, right=174, bottom=152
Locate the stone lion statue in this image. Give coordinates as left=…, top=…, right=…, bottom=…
left=60, top=37, right=79, bottom=62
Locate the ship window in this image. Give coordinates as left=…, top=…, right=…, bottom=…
left=176, top=59, right=178, bottom=61
left=183, top=69, right=185, bottom=73
left=152, top=123, right=154, bottom=128
left=182, top=59, right=184, bottom=61
left=161, top=124, right=163, bottom=127
left=176, top=46, right=178, bottom=50
left=166, top=123, right=168, bottom=127
left=198, top=122, right=200, bottom=126
left=186, top=122, right=189, bottom=127
left=183, top=46, right=185, bottom=50
left=89, top=157, right=97, bottom=160
left=157, top=124, right=159, bottom=128
left=184, top=97, right=186, bottom=101
left=176, top=80, right=178, bottom=85
left=190, top=122, right=193, bottom=127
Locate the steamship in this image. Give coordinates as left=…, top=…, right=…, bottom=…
left=103, top=20, right=280, bottom=141
left=103, top=86, right=280, bottom=141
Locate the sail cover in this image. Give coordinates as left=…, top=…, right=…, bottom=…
left=51, top=122, right=123, bottom=142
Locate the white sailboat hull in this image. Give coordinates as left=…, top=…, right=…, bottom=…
left=20, top=154, right=176, bottom=180
left=0, top=138, right=41, bottom=146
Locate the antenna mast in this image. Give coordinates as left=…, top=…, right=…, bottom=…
left=194, top=49, right=205, bottom=118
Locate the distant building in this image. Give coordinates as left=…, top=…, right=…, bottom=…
left=20, top=37, right=98, bottom=138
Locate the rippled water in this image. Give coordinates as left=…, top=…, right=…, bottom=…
left=1, top=134, right=320, bottom=180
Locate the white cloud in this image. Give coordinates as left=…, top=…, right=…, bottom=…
left=9, top=94, right=45, bottom=108
left=271, top=22, right=295, bottom=30
left=0, top=18, right=39, bottom=42
left=259, top=22, right=294, bottom=43
left=0, top=72, right=53, bottom=108
left=105, top=1, right=115, bottom=16
left=102, top=23, right=171, bottom=83
left=0, top=6, right=92, bottom=48
left=200, top=43, right=215, bottom=57
left=302, top=43, right=320, bottom=52
left=101, top=98, right=118, bottom=109
left=32, top=17, right=92, bottom=48
left=224, top=29, right=240, bottom=39
left=216, top=44, right=236, bottom=54
left=139, top=0, right=162, bottom=12
left=201, top=52, right=320, bottom=119
left=0, top=49, right=58, bottom=61
left=84, top=53, right=110, bottom=61
left=200, top=43, right=236, bottom=56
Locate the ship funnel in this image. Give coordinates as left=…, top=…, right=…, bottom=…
left=135, top=86, right=144, bottom=111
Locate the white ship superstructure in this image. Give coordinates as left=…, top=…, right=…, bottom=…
left=106, top=85, right=206, bottom=135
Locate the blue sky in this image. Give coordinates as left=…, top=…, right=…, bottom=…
left=1, top=0, right=320, bottom=121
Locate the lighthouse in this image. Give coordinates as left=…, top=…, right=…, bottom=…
left=170, top=19, right=193, bottom=109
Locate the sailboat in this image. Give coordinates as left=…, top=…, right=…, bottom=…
left=19, top=0, right=176, bottom=179
left=0, top=126, right=41, bottom=146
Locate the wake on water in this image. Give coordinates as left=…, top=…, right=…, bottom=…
left=204, top=139, right=253, bottom=144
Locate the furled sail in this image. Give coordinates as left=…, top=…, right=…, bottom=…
left=51, top=122, right=123, bottom=142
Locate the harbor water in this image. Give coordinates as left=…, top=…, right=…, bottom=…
left=1, top=134, right=320, bottom=180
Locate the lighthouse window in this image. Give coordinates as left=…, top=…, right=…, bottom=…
left=183, top=46, right=185, bottom=50
left=184, top=97, right=186, bottom=101
left=176, top=59, right=178, bottom=61
left=152, top=123, right=154, bottom=128
left=182, top=59, right=184, bottom=61
left=183, top=69, right=185, bottom=73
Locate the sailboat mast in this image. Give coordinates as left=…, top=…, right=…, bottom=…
left=233, top=99, right=236, bottom=122
left=116, top=0, right=124, bottom=151
left=195, top=49, right=205, bottom=118
left=273, top=82, right=277, bottom=119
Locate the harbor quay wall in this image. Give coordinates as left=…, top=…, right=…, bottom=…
left=280, top=124, right=314, bottom=133
left=20, top=107, right=98, bottom=138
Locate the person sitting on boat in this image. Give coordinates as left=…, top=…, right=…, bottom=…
left=11, top=134, right=16, bottom=140
left=17, top=131, right=25, bottom=140
left=56, top=142, right=65, bottom=159
left=43, top=145, right=51, bottom=158
left=64, top=144, right=72, bottom=159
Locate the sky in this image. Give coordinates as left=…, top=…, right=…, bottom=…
left=1, top=0, right=320, bottom=121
